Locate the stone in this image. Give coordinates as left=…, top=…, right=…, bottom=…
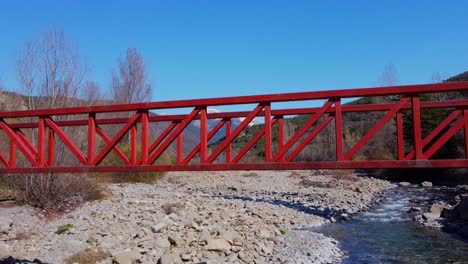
left=219, top=230, right=241, bottom=241
left=205, top=239, right=231, bottom=251
left=421, top=181, right=433, bottom=188
left=151, top=223, right=167, bottom=233
left=65, top=239, right=84, bottom=252
left=154, top=238, right=171, bottom=249
left=168, top=235, right=182, bottom=246
left=113, top=250, right=142, bottom=264
left=259, top=245, right=273, bottom=255
left=399, top=182, right=411, bottom=187
left=158, top=253, right=182, bottom=264
left=0, top=242, right=10, bottom=258
left=258, top=229, right=271, bottom=238
left=180, top=254, right=191, bottom=261
left=423, top=203, right=450, bottom=220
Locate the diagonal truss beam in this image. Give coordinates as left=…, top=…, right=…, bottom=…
left=45, top=117, right=88, bottom=165
left=273, top=100, right=334, bottom=161
left=147, top=108, right=201, bottom=164
left=423, top=117, right=465, bottom=159
left=285, top=115, right=334, bottom=162
left=92, top=113, right=142, bottom=166
left=207, top=104, right=264, bottom=163
left=95, top=126, right=131, bottom=165
left=232, top=118, right=279, bottom=163
left=0, top=120, right=37, bottom=166
left=183, top=119, right=226, bottom=164
left=405, top=110, right=462, bottom=160
left=344, top=97, right=410, bottom=160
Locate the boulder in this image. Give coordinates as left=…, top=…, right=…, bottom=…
left=205, top=239, right=231, bottom=251
left=421, top=181, right=433, bottom=187
left=113, top=250, right=142, bottom=264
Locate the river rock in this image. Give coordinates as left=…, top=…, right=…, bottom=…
left=421, top=181, right=433, bottom=188
left=205, top=239, right=231, bottom=251
left=113, top=250, right=142, bottom=264
left=155, top=238, right=171, bottom=249
left=151, top=223, right=167, bottom=233
left=158, top=253, right=182, bottom=264
left=423, top=203, right=450, bottom=220
left=0, top=242, right=10, bottom=258
left=399, top=182, right=411, bottom=187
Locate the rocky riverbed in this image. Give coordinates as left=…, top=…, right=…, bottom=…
left=0, top=170, right=393, bottom=263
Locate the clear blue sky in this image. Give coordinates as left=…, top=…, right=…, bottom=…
left=0, top=1, right=467, bottom=107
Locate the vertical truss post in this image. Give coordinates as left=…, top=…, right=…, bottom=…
left=88, top=113, right=96, bottom=163
left=37, top=117, right=46, bottom=166
left=396, top=112, right=404, bottom=160
left=200, top=107, right=208, bottom=163
left=225, top=118, right=232, bottom=163
left=464, top=110, right=468, bottom=159
left=48, top=128, right=54, bottom=166
left=334, top=99, right=343, bottom=161
left=412, top=96, right=423, bottom=159
left=264, top=102, right=272, bottom=162
left=130, top=124, right=137, bottom=164
left=9, top=139, right=16, bottom=167
left=278, top=115, right=284, bottom=161
left=141, top=111, right=149, bottom=164
left=177, top=132, right=183, bottom=164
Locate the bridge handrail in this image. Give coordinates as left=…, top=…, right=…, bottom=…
left=1, top=81, right=468, bottom=118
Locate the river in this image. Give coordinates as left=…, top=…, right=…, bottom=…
left=310, top=187, right=468, bottom=263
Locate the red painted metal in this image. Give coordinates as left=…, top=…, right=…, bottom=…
left=0, top=81, right=467, bottom=173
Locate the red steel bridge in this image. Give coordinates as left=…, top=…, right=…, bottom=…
left=1, top=82, right=468, bottom=174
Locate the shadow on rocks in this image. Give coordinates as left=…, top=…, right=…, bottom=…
left=0, top=257, right=49, bottom=264
left=218, top=194, right=344, bottom=219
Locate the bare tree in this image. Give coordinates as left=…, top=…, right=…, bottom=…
left=379, top=62, right=399, bottom=87
left=430, top=72, right=449, bottom=101
left=375, top=62, right=399, bottom=103
left=16, top=30, right=86, bottom=110
left=16, top=30, right=87, bottom=166
left=81, top=81, right=104, bottom=106
left=111, top=47, right=152, bottom=104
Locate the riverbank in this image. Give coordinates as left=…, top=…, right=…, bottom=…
left=0, top=170, right=393, bottom=263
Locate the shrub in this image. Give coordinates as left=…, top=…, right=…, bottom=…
left=64, top=248, right=110, bottom=264
left=55, top=224, right=74, bottom=234
left=7, top=173, right=104, bottom=212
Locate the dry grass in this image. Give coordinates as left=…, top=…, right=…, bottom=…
left=64, top=248, right=110, bottom=264
left=5, top=173, right=104, bottom=212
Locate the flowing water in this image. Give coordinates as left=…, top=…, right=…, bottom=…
left=311, top=187, right=468, bottom=264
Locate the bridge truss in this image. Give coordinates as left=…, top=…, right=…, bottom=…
left=1, top=82, right=468, bottom=173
